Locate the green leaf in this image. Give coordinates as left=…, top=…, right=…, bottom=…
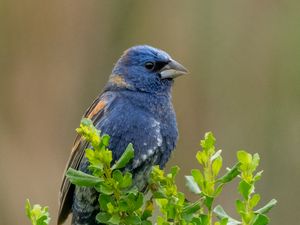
left=251, top=153, right=260, bottom=171
left=236, top=199, right=245, bottom=212
left=155, top=198, right=168, bottom=209
left=101, top=134, right=110, bottom=147
left=95, top=182, right=114, bottom=195
left=177, top=191, right=186, bottom=206
left=85, top=149, right=101, bottom=166
left=196, top=151, right=207, bottom=165
left=254, top=199, right=277, bottom=214
left=200, top=132, right=216, bottom=151
left=204, top=196, right=214, bottom=210
left=237, top=150, right=252, bottom=165
left=108, top=214, right=121, bottom=224
left=212, top=156, right=223, bottom=176
left=124, top=215, right=141, bottom=225
left=170, top=166, right=180, bottom=179
left=214, top=184, right=224, bottom=197
left=107, top=202, right=115, bottom=214
left=175, top=190, right=186, bottom=207
left=254, top=170, right=264, bottom=182
left=132, top=192, right=144, bottom=210
left=185, top=175, right=201, bottom=194
left=191, top=169, right=204, bottom=187
left=98, top=194, right=113, bottom=211
left=96, top=212, right=111, bottom=223
left=152, top=191, right=167, bottom=199
left=111, top=143, right=134, bottom=170
left=141, top=220, right=152, bottom=225
left=25, top=199, right=32, bottom=219
left=191, top=217, right=202, bottom=225
left=157, top=216, right=168, bottom=225
left=141, top=200, right=153, bottom=220
left=182, top=202, right=201, bottom=221
left=150, top=165, right=165, bottom=181
left=120, top=171, right=133, bottom=189
left=76, top=118, right=100, bottom=146
left=252, top=214, right=269, bottom=225
left=25, top=199, right=50, bottom=225
left=81, top=118, right=93, bottom=126
left=238, top=180, right=253, bottom=200
left=213, top=205, right=241, bottom=225
left=102, top=150, right=113, bottom=165
left=112, top=169, right=123, bottom=183
left=121, top=192, right=144, bottom=212
left=249, top=194, right=261, bottom=209
left=219, top=218, right=229, bottom=225
left=36, top=216, right=49, bottom=225
left=217, top=163, right=241, bottom=183
left=166, top=204, right=176, bottom=219
left=119, top=198, right=130, bottom=211
left=183, top=201, right=201, bottom=214
left=66, top=168, right=103, bottom=186
left=199, top=214, right=209, bottom=225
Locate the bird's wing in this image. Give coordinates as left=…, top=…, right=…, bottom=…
left=57, top=91, right=116, bottom=225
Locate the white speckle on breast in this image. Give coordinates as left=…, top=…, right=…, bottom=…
left=131, top=118, right=164, bottom=170
left=151, top=118, right=163, bottom=147
left=157, top=135, right=162, bottom=146
left=147, top=149, right=154, bottom=156
left=142, top=154, right=147, bottom=161
left=133, top=159, right=140, bottom=168
left=151, top=119, right=160, bottom=128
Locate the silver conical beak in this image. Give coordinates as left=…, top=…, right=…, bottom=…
left=160, top=59, right=188, bottom=79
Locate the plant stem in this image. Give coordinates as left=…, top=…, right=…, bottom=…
left=208, top=208, right=212, bottom=225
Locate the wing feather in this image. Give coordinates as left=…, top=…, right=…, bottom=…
left=57, top=92, right=115, bottom=225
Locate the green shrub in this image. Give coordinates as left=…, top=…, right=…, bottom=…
left=26, top=118, right=276, bottom=225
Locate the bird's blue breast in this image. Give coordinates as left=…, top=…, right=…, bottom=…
left=96, top=90, right=178, bottom=169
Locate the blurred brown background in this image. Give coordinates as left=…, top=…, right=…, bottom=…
left=1, top=0, right=299, bottom=224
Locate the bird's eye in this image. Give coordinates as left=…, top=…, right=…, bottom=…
left=145, top=61, right=155, bottom=70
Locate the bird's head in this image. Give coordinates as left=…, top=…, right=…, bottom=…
left=108, top=45, right=188, bottom=93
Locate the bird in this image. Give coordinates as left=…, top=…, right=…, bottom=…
left=57, top=45, right=188, bottom=225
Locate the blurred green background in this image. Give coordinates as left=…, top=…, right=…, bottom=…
left=1, top=0, right=299, bottom=224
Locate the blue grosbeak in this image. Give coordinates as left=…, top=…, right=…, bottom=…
left=58, top=45, right=187, bottom=225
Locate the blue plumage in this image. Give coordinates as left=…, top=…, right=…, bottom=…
left=58, top=45, right=187, bottom=225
